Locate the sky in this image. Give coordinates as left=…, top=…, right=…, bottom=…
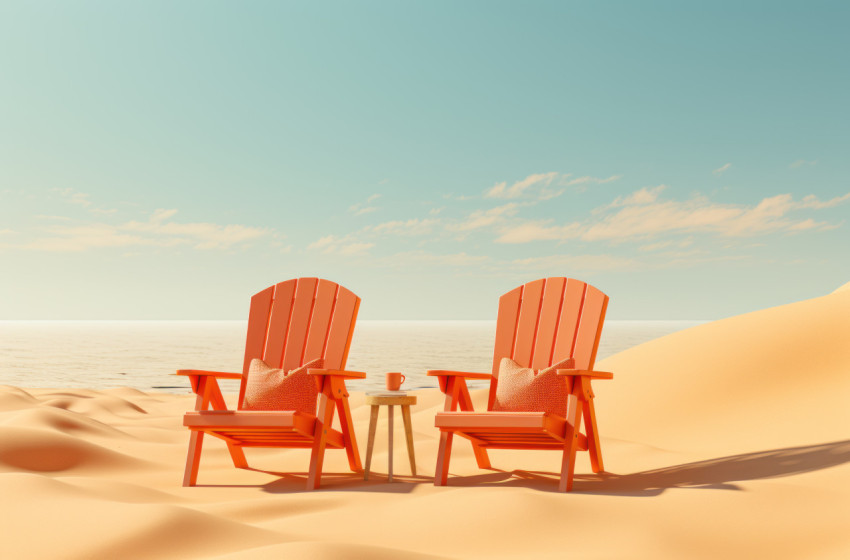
left=1, top=1, right=848, bottom=320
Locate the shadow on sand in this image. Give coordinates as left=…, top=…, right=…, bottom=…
left=195, top=468, right=430, bottom=494
left=194, top=440, right=850, bottom=496
left=452, top=439, right=850, bottom=496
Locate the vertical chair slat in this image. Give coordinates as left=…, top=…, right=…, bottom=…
left=262, top=280, right=297, bottom=369
left=512, top=278, right=546, bottom=368
left=531, top=277, right=567, bottom=369
left=282, top=277, right=319, bottom=372
left=323, top=287, right=359, bottom=370
left=303, top=280, right=339, bottom=362
left=491, top=287, right=522, bottom=375
left=242, top=286, right=275, bottom=373
left=552, top=279, right=587, bottom=364
left=489, top=286, right=523, bottom=410
left=239, top=285, right=275, bottom=407
left=572, top=285, right=608, bottom=370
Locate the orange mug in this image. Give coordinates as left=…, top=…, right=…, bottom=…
left=386, top=372, right=406, bottom=391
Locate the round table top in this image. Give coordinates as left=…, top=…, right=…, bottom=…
left=365, top=392, right=417, bottom=406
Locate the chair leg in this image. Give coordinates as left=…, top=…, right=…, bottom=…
left=457, top=380, right=491, bottom=469
left=435, top=431, right=454, bottom=486
left=226, top=443, right=248, bottom=469
left=583, top=397, right=604, bottom=473
left=307, top=392, right=336, bottom=490
left=183, top=430, right=204, bottom=487
left=335, top=396, right=362, bottom=472
left=307, top=438, right=328, bottom=490
left=559, top=395, right=584, bottom=492
left=471, top=442, right=491, bottom=470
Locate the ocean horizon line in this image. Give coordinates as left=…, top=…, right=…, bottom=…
left=0, top=318, right=709, bottom=324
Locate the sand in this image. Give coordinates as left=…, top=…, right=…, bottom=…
left=1, top=288, right=849, bottom=559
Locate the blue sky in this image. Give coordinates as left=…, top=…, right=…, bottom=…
left=1, top=1, right=848, bottom=320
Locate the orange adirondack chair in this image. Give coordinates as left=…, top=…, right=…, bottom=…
left=428, top=277, right=613, bottom=492
left=178, top=278, right=365, bottom=490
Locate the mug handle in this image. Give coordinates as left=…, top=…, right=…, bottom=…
left=400, top=374, right=406, bottom=384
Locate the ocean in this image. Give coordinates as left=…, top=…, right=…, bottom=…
left=0, top=320, right=703, bottom=394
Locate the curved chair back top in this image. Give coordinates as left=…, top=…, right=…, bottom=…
left=489, top=277, right=608, bottom=409
left=238, top=278, right=360, bottom=408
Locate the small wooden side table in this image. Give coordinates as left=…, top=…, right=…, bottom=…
left=364, top=393, right=417, bottom=482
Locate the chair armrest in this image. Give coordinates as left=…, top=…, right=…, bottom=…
left=175, top=370, right=239, bottom=406
left=427, top=370, right=482, bottom=409
left=426, top=370, right=493, bottom=380
left=175, top=369, right=243, bottom=379
left=308, top=369, right=367, bottom=380
left=556, top=369, right=614, bottom=380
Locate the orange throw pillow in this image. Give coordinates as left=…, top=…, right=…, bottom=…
left=242, top=358, right=323, bottom=414
left=492, top=357, right=573, bottom=417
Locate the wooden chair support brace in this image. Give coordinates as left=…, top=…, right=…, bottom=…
left=558, top=373, right=607, bottom=473
left=307, top=379, right=337, bottom=490
left=433, top=374, right=492, bottom=484
left=182, top=374, right=247, bottom=487
left=330, top=377, right=362, bottom=472
left=559, top=394, right=583, bottom=492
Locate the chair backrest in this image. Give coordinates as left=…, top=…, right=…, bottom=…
left=488, top=277, right=608, bottom=410
left=237, top=278, right=361, bottom=408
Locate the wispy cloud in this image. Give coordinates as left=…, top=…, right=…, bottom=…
left=564, top=174, right=622, bottom=187
left=34, top=215, right=73, bottom=222
left=18, top=209, right=271, bottom=252
left=52, top=188, right=117, bottom=215
left=348, top=194, right=381, bottom=216
left=512, top=254, right=640, bottom=272
left=787, top=219, right=827, bottom=231
left=494, top=189, right=850, bottom=244
left=307, top=235, right=374, bottom=256
left=495, top=221, right=582, bottom=244
left=798, top=193, right=850, bottom=209
left=638, top=238, right=694, bottom=252
left=790, top=159, right=818, bottom=169
left=514, top=251, right=749, bottom=273
left=25, top=225, right=153, bottom=252
left=450, top=203, right=519, bottom=232
left=604, top=185, right=666, bottom=210
left=368, top=218, right=439, bottom=236
left=485, top=172, right=559, bottom=199
left=581, top=193, right=842, bottom=241
left=712, top=163, right=732, bottom=175
left=52, top=187, right=91, bottom=207
left=121, top=209, right=269, bottom=249
left=383, top=250, right=490, bottom=267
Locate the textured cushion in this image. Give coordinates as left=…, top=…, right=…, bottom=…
left=241, top=358, right=323, bottom=414
left=492, top=357, right=574, bottom=417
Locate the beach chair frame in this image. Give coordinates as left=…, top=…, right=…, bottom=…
left=428, top=277, right=613, bottom=491
left=178, top=278, right=364, bottom=490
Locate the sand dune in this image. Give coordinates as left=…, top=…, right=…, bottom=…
left=597, top=288, right=850, bottom=452
left=833, top=280, right=850, bottom=293
left=1, top=288, right=849, bottom=559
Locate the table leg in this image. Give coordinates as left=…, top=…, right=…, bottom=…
left=401, top=404, right=416, bottom=476
left=364, top=404, right=379, bottom=480
left=388, top=404, right=394, bottom=482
